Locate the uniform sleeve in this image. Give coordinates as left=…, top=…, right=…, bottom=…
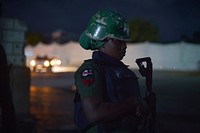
left=74, top=62, right=105, bottom=99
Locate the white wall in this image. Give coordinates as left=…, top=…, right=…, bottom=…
left=123, top=41, right=200, bottom=71
left=25, top=41, right=200, bottom=71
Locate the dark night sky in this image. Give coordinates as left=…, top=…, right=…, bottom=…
left=2, top=0, right=200, bottom=42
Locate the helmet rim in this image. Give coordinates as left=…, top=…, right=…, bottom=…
left=79, top=9, right=130, bottom=50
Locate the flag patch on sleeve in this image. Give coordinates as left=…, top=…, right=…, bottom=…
left=81, top=69, right=94, bottom=86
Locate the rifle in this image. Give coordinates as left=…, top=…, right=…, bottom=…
left=135, top=57, right=157, bottom=133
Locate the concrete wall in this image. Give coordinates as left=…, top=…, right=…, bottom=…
left=25, top=41, right=200, bottom=71
left=0, top=17, right=27, bottom=65
left=123, top=42, right=200, bottom=71
left=0, top=17, right=30, bottom=115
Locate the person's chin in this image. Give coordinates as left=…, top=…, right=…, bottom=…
left=119, top=56, right=124, bottom=60
left=121, top=53, right=126, bottom=58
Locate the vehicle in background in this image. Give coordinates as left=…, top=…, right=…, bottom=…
left=30, top=55, right=62, bottom=72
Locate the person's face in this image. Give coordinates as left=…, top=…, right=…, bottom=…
left=100, top=38, right=127, bottom=60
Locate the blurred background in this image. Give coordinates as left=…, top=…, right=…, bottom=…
left=0, top=0, right=200, bottom=133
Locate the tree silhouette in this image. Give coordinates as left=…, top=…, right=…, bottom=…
left=193, top=31, right=200, bottom=44
left=128, top=19, right=159, bottom=43
left=25, top=32, right=45, bottom=46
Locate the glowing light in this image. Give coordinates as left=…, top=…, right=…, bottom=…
left=56, top=60, right=61, bottom=65
left=30, top=60, right=36, bottom=66
left=44, top=60, right=50, bottom=67
left=50, top=59, right=62, bottom=66
left=50, top=60, right=56, bottom=66
left=51, top=66, right=78, bottom=73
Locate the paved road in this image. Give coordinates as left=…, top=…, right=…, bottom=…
left=30, top=71, right=200, bottom=133
left=31, top=72, right=76, bottom=133
left=149, top=71, right=200, bottom=133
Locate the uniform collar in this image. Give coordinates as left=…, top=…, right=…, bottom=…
left=92, top=51, right=128, bottom=67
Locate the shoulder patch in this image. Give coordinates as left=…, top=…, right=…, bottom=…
left=81, top=69, right=94, bottom=86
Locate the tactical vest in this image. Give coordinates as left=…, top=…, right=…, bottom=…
left=74, top=51, right=141, bottom=132
left=96, top=60, right=141, bottom=132
left=102, top=63, right=141, bottom=102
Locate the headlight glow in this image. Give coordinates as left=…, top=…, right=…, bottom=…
left=44, top=60, right=50, bottom=67
left=30, top=60, right=36, bottom=66
left=50, top=60, right=56, bottom=66
left=50, top=59, right=62, bottom=66
left=56, top=60, right=61, bottom=65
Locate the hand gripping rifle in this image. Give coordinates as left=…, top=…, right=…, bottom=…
left=135, top=57, right=157, bottom=133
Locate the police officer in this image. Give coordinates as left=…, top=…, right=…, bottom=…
left=74, top=9, right=146, bottom=133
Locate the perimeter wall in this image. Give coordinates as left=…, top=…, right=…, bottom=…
left=25, top=41, right=200, bottom=71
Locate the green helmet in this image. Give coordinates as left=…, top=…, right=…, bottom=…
left=79, top=9, right=130, bottom=50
